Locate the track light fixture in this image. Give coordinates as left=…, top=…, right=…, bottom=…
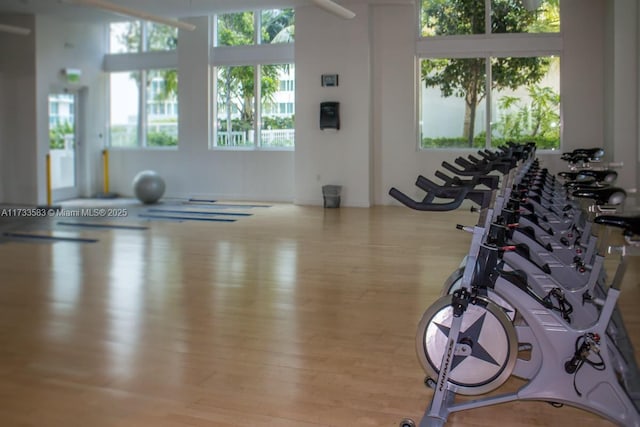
left=312, top=0, right=356, bottom=20
left=62, top=0, right=196, bottom=31
left=0, top=24, right=31, bottom=35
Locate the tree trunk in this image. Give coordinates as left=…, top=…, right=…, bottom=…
left=464, top=93, right=478, bottom=147
left=463, top=102, right=477, bottom=147
left=463, top=63, right=481, bottom=147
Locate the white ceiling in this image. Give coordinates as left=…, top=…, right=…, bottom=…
left=0, top=0, right=414, bottom=23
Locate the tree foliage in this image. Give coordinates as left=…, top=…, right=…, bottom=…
left=494, top=85, right=560, bottom=141
left=261, top=9, right=295, bottom=43
left=49, top=121, right=74, bottom=149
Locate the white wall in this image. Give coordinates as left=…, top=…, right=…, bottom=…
left=0, top=14, right=37, bottom=205
left=294, top=3, right=372, bottom=207
left=107, top=17, right=295, bottom=202
left=603, top=0, right=638, bottom=191
left=371, top=3, right=418, bottom=204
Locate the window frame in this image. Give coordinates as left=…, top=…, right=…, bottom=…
left=210, top=10, right=295, bottom=151
left=105, top=20, right=179, bottom=150
left=416, top=0, right=562, bottom=151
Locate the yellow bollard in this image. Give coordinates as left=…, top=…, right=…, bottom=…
left=103, top=149, right=109, bottom=194
left=96, top=148, right=118, bottom=198
left=46, top=153, right=52, bottom=206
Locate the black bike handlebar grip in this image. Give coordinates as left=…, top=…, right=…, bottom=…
left=434, top=170, right=468, bottom=187
left=388, top=186, right=470, bottom=211
left=454, top=156, right=471, bottom=168
left=416, top=175, right=467, bottom=199
left=442, top=161, right=490, bottom=177
left=594, top=215, right=640, bottom=236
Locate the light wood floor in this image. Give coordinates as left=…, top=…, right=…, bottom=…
left=0, top=203, right=638, bottom=426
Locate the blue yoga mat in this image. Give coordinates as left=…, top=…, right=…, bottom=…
left=188, top=198, right=217, bottom=203
left=147, top=208, right=252, bottom=217
left=138, top=214, right=236, bottom=223
left=58, top=221, right=149, bottom=230
left=184, top=202, right=271, bottom=209
left=3, top=232, right=98, bottom=243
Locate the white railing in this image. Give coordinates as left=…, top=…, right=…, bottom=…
left=216, top=129, right=294, bottom=147
left=261, top=129, right=295, bottom=147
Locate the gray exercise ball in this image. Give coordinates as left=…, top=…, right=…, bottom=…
left=132, top=170, right=166, bottom=204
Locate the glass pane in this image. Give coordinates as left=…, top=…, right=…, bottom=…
left=110, top=72, right=140, bottom=148
left=492, top=0, right=560, bottom=33
left=146, top=69, right=178, bottom=147
left=420, top=0, right=485, bottom=37
left=491, top=56, right=560, bottom=150
left=261, top=9, right=295, bottom=44
left=261, top=64, right=295, bottom=148
left=420, top=58, right=487, bottom=149
left=217, top=12, right=255, bottom=46
left=215, top=66, right=255, bottom=148
left=109, top=22, right=141, bottom=53
left=145, top=23, right=178, bottom=51
left=48, top=93, right=75, bottom=189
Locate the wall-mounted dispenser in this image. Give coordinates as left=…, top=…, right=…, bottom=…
left=320, top=102, right=340, bottom=130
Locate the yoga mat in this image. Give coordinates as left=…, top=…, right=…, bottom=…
left=57, top=221, right=149, bottom=230
left=3, top=232, right=98, bottom=243
left=138, top=214, right=236, bottom=223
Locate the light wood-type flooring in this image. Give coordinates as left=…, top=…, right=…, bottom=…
left=0, top=202, right=638, bottom=426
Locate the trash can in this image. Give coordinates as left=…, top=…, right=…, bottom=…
left=322, top=185, right=342, bottom=208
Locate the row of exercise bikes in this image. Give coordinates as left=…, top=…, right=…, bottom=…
left=389, top=143, right=640, bottom=426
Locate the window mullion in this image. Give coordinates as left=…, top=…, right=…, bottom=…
left=256, top=65, right=261, bottom=149
left=485, top=56, right=492, bottom=149
left=141, top=21, right=147, bottom=52
left=140, top=70, right=147, bottom=147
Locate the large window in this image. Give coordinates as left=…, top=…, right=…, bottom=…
left=419, top=56, right=560, bottom=149
left=108, top=21, right=179, bottom=148
left=214, top=64, right=295, bottom=149
left=418, top=0, right=561, bottom=150
left=212, top=9, right=295, bottom=150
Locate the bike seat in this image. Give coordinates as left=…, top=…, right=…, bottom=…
left=562, top=148, right=604, bottom=161
left=571, top=187, right=626, bottom=205
left=558, top=171, right=580, bottom=180
left=594, top=215, right=640, bottom=237
left=573, top=147, right=605, bottom=158
left=575, top=169, right=618, bottom=184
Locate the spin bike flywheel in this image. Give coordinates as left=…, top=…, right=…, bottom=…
left=416, top=294, right=518, bottom=395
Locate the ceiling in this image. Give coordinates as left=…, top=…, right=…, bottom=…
left=0, top=0, right=414, bottom=24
